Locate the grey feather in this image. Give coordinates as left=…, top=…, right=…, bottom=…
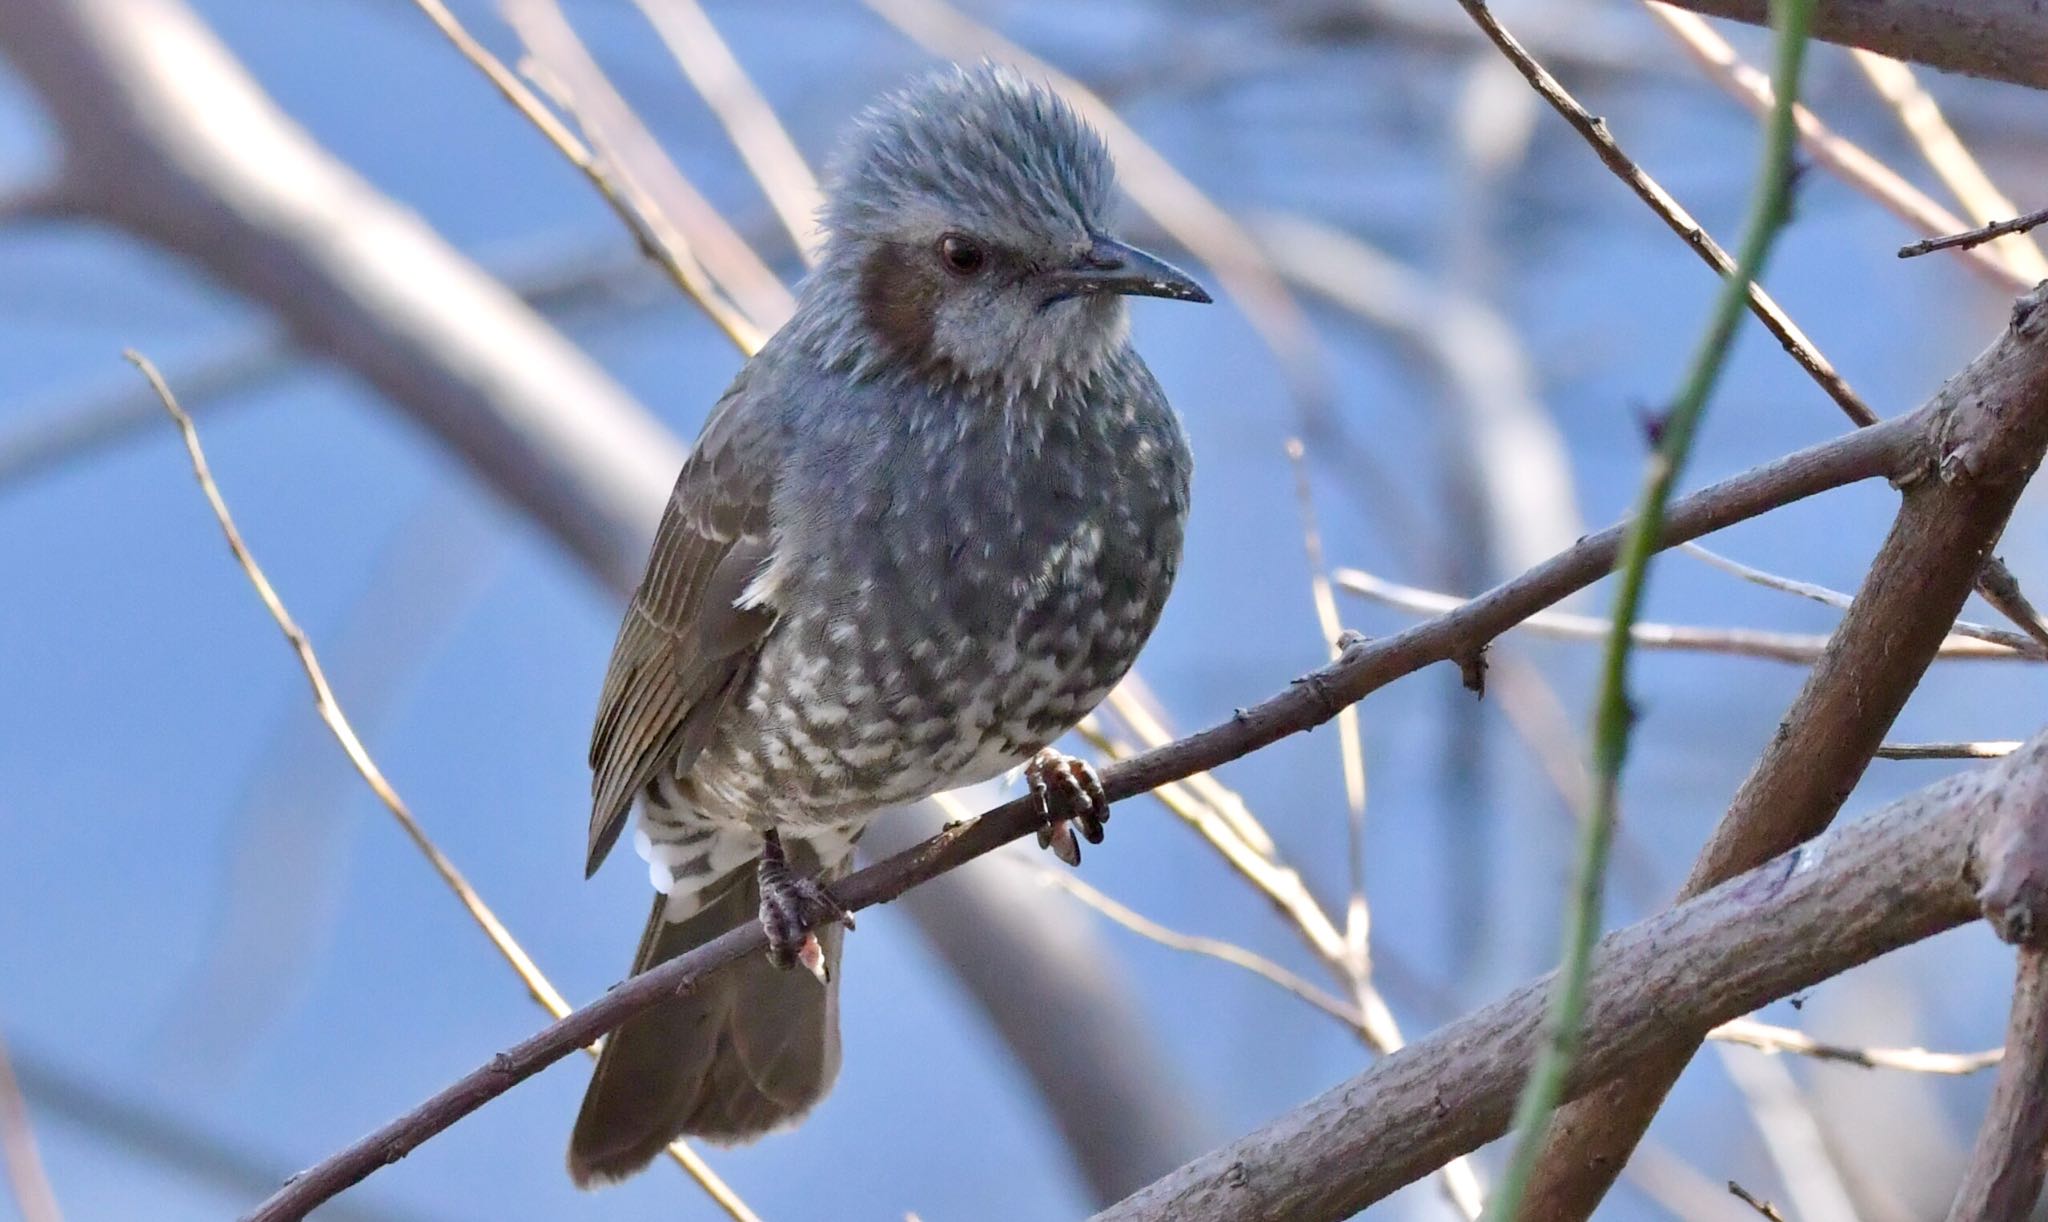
left=572, top=61, right=1202, bottom=1186
left=568, top=840, right=848, bottom=1186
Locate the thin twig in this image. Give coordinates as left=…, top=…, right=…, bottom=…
left=1645, top=4, right=2026, bottom=292
left=1711, top=1017, right=2003, bottom=1074
left=1853, top=49, right=2048, bottom=282
left=1285, top=440, right=1372, bottom=983
left=1729, top=1181, right=1791, bottom=1221
left=1682, top=543, right=2046, bottom=657
left=406, top=0, right=765, bottom=350
left=1030, top=866, right=1368, bottom=1032
left=501, top=0, right=790, bottom=334
left=1337, top=565, right=2031, bottom=662
left=1713, top=1041, right=1860, bottom=1222
left=1102, top=681, right=1276, bottom=858
left=0, top=1028, right=61, bottom=1222
left=1485, top=3, right=1815, bottom=1214
left=1903, top=206, right=2048, bottom=260
left=626, top=0, right=824, bottom=261
left=1452, top=0, right=1869, bottom=426
left=1877, top=741, right=2023, bottom=761
left=129, top=352, right=759, bottom=1222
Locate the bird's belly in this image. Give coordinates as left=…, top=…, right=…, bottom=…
left=687, top=578, right=1149, bottom=824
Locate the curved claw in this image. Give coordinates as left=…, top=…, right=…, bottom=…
left=757, top=830, right=853, bottom=980
left=1026, top=749, right=1109, bottom=867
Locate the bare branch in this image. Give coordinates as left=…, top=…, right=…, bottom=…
left=1283, top=441, right=1373, bottom=986
left=1092, top=728, right=2040, bottom=1221
left=1032, top=866, right=1367, bottom=1033
left=1852, top=50, right=2048, bottom=282
left=1643, top=0, right=2048, bottom=92
left=1645, top=4, right=2027, bottom=291
left=1457, top=0, right=2048, bottom=656
left=1451, top=0, right=1871, bottom=425
left=1524, top=286, right=2048, bottom=1214
left=1730, top=1181, right=1791, bottom=1221
left=1946, top=951, right=2048, bottom=1220
left=1950, top=754, right=2048, bottom=1218
left=1337, top=565, right=2032, bottom=662
left=406, top=0, right=766, bottom=348
left=1905, top=207, right=2048, bottom=260
left=626, top=0, right=824, bottom=260
left=1879, top=741, right=2024, bottom=760
left=499, top=0, right=792, bottom=332
left=1712, top=1017, right=2003, bottom=1074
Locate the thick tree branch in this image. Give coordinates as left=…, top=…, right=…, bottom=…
left=1947, top=952, right=2048, bottom=1219
left=1523, top=287, right=2048, bottom=1215
left=240, top=398, right=1923, bottom=1218
left=1091, top=726, right=2048, bottom=1221
left=1649, top=0, right=2048, bottom=93
left=1949, top=741, right=2048, bottom=1219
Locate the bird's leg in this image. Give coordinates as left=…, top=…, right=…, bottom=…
left=1027, top=748, right=1109, bottom=867
left=757, top=828, right=854, bottom=982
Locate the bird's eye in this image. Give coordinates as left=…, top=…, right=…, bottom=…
left=938, top=234, right=987, bottom=277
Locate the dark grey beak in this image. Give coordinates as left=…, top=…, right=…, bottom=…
left=1047, top=234, right=1212, bottom=305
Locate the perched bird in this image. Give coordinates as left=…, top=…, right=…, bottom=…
left=569, top=62, right=1208, bottom=1186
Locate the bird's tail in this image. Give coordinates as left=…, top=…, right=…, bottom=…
left=567, top=845, right=847, bottom=1188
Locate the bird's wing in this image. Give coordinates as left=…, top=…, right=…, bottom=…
left=585, top=384, right=782, bottom=875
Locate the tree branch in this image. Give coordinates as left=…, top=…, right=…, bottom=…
left=1090, top=727, right=2047, bottom=1222
left=1947, top=725, right=2048, bottom=1219
left=1647, top=0, right=2048, bottom=92
left=1522, top=287, right=2048, bottom=1216
left=1946, top=952, right=2048, bottom=1219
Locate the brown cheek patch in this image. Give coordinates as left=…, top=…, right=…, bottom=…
left=857, top=243, right=942, bottom=365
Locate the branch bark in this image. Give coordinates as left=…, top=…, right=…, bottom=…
left=1092, top=730, right=2048, bottom=1222
left=1648, top=0, right=2048, bottom=93
left=1522, top=285, right=2048, bottom=1215
left=1950, top=740, right=2048, bottom=1220
left=1947, top=952, right=2048, bottom=1221
left=0, top=0, right=1199, bottom=1202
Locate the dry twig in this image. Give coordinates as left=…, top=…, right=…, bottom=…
left=1729, top=1181, right=1791, bottom=1221
left=1338, top=565, right=2031, bottom=663
left=1645, top=5, right=2026, bottom=291
left=408, top=0, right=766, bottom=349
left=1711, top=1017, right=2002, bottom=1074
left=1878, top=741, right=2023, bottom=761
left=626, top=0, right=824, bottom=260
left=1904, top=208, right=2048, bottom=261
left=1852, top=49, right=2048, bottom=281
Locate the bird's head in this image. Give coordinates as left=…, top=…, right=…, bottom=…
left=815, top=63, right=1210, bottom=387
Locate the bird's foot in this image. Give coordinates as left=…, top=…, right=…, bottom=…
left=1027, top=748, right=1109, bottom=867
left=757, top=829, right=853, bottom=982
